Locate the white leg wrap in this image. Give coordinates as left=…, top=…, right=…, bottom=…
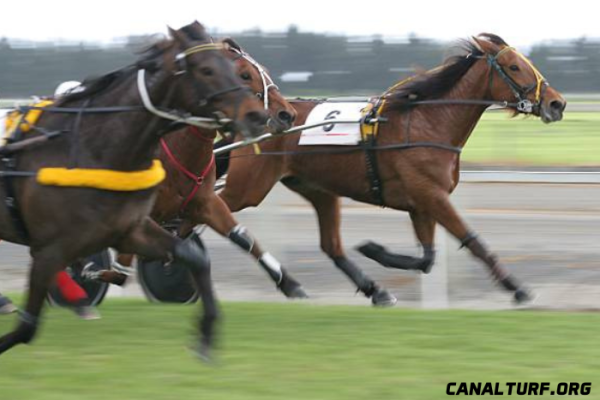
left=111, top=260, right=133, bottom=276
left=259, top=252, right=283, bottom=284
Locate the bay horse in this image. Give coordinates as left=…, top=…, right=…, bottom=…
left=0, top=21, right=267, bottom=359
left=217, top=34, right=566, bottom=304
left=89, top=38, right=308, bottom=299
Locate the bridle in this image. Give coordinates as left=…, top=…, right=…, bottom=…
left=228, top=47, right=279, bottom=110
left=139, top=42, right=249, bottom=129
left=485, top=46, right=548, bottom=114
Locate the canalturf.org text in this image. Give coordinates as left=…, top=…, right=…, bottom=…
left=447, top=382, right=592, bottom=396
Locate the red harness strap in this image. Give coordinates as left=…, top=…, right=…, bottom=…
left=160, top=130, right=215, bottom=214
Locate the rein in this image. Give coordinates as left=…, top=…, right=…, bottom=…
left=219, top=141, right=462, bottom=159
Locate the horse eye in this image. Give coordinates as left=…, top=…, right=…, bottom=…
left=200, top=67, right=214, bottom=76
left=509, top=65, right=520, bottom=72
left=240, top=72, right=252, bottom=81
left=256, top=93, right=263, bottom=99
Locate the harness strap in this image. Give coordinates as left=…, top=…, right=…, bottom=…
left=160, top=136, right=215, bottom=214
left=1, top=158, right=29, bottom=241
left=361, top=135, right=385, bottom=207
left=1, top=121, right=30, bottom=241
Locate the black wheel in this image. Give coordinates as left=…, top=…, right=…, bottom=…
left=48, top=250, right=111, bottom=307
left=137, top=226, right=199, bottom=304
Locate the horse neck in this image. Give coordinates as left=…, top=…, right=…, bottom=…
left=161, top=127, right=215, bottom=173
left=85, top=69, right=176, bottom=170
left=408, top=60, right=491, bottom=148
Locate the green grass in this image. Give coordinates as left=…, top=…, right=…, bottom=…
left=462, top=112, right=600, bottom=166
left=0, top=299, right=599, bottom=399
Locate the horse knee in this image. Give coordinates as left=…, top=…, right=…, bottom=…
left=220, top=191, right=260, bottom=212
left=320, top=239, right=343, bottom=258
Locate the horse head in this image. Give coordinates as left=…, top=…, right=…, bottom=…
left=473, top=33, right=566, bottom=123
left=165, top=21, right=268, bottom=137
left=221, top=37, right=297, bottom=134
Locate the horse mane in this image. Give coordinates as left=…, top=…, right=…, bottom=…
left=59, top=21, right=211, bottom=104
left=385, top=38, right=487, bottom=110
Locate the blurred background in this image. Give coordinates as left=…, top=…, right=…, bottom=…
left=1, top=1, right=599, bottom=309
left=1, top=3, right=600, bottom=398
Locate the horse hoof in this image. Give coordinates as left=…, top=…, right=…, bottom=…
left=190, top=341, right=214, bottom=364
left=371, top=288, right=397, bottom=307
left=514, top=288, right=535, bottom=305
left=284, top=285, right=309, bottom=299
left=0, top=303, right=18, bottom=315
left=279, top=276, right=309, bottom=299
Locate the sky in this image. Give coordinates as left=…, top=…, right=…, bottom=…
left=0, top=0, right=596, bottom=48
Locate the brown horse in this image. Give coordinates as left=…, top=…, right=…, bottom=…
left=0, top=21, right=267, bottom=359
left=91, top=38, right=307, bottom=299
left=217, top=34, right=566, bottom=304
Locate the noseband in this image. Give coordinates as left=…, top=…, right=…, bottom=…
left=486, top=46, right=548, bottom=114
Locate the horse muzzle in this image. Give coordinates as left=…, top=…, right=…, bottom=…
left=540, top=99, right=566, bottom=124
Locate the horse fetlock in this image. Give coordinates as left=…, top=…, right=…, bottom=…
left=332, top=256, right=373, bottom=291
left=514, top=287, right=535, bottom=304
left=278, top=271, right=309, bottom=299
left=16, top=314, right=40, bottom=344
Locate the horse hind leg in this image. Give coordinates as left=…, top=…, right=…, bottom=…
left=0, top=250, right=65, bottom=355
left=116, top=217, right=219, bottom=361
left=281, top=177, right=396, bottom=307
left=356, top=210, right=436, bottom=274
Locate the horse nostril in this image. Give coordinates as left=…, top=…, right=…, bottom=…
left=550, top=100, right=566, bottom=112
left=277, top=110, right=295, bottom=123
left=245, top=111, right=268, bottom=127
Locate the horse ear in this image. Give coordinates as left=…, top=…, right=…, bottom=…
left=222, top=37, right=243, bottom=52
left=472, top=35, right=501, bottom=55
left=191, top=21, right=208, bottom=36
left=168, top=26, right=190, bottom=47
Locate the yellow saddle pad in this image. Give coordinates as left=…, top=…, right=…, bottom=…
left=3, top=100, right=54, bottom=144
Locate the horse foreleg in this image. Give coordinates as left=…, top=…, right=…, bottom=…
left=356, top=210, right=436, bottom=273
left=183, top=193, right=307, bottom=299
left=423, top=192, right=533, bottom=304
left=0, top=250, right=65, bottom=355
left=116, top=217, right=219, bottom=361
left=281, top=177, right=396, bottom=306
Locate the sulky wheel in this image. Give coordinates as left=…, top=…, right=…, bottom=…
left=137, top=225, right=200, bottom=304
left=48, top=250, right=111, bottom=307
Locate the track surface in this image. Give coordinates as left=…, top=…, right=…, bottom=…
left=1, top=182, right=599, bottom=310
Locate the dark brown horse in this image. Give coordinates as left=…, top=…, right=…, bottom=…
left=0, top=21, right=267, bottom=359
left=218, top=34, right=566, bottom=304
left=91, top=38, right=307, bottom=299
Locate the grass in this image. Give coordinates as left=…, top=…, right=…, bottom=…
left=462, top=111, right=600, bottom=167
left=0, top=299, right=599, bottom=399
